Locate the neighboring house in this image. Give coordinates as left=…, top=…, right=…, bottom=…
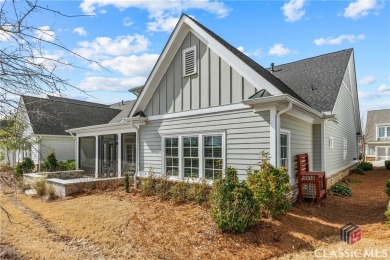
left=365, top=109, right=390, bottom=161
left=13, top=95, right=134, bottom=170
left=68, top=14, right=361, bottom=196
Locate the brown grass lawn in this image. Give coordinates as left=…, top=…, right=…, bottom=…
left=1, top=167, right=390, bottom=259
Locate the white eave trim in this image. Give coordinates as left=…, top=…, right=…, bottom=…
left=29, top=134, right=73, bottom=138
left=242, top=94, right=334, bottom=119
left=66, top=117, right=147, bottom=134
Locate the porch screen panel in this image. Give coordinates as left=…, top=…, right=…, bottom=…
left=79, top=136, right=96, bottom=177
left=122, top=133, right=136, bottom=176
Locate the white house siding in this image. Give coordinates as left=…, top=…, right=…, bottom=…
left=139, top=109, right=270, bottom=179
left=144, top=32, right=257, bottom=116
left=40, top=137, right=75, bottom=162
left=280, top=113, right=315, bottom=184
left=325, top=64, right=358, bottom=175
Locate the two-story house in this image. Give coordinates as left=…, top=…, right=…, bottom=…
left=365, top=109, right=390, bottom=161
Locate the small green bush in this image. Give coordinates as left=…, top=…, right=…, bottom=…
left=34, top=179, right=47, bottom=196
left=386, top=180, right=390, bottom=198
left=124, top=173, right=130, bottom=193
left=385, top=201, right=390, bottom=228
left=357, top=162, right=373, bottom=171
left=330, top=183, right=352, bottom=197
left=385, top=160, right=390, bottom=170
left=155, top=176, right=172, bottom=201
left=41, top=152, right=58, bottom=172
left=351, top=168, right=365, bottom=175
left=140, top=172, right=158, bottom=196
left=169, top=181, right=190, bottom=204
left=210, top=167, right=259, bottom=233
left=14, top=157, right=34, bottom=178
left=189, top=181, right=211, bottom=205
left=246, top=152, right=291, bottom=218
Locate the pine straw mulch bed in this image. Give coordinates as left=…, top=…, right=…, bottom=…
left=1, top=167, right=389, bottom=259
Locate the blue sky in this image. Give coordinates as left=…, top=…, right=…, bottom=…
left=11, top=0, right=390, bottom=117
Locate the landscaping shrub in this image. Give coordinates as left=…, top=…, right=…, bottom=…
left=351, top=167, right=365, bottom=175
left=385, top=160, right=390, bottom=170
left=155, top=176, right=173, bottom=201
left=124, top=173, right=130, bottom=193
left=14, top=157, right=34, bottom=178
left=169, top=181, right=190, bottom=204
left=41, top=152, right=58, bottom=172
left=189, top=181, right=212, bottom=205
left=210, top=166, right=259, bottom=233
left=246, top=153, right=291, bottom=218
left=34, top=179, right=47, bottom=196
left=140, top=168, right=159, bottom=196
left=357, top=161, right=373, bottom=171
left=386, top=180, right=390, bottom=198
left=330, top=183, right=352, bottom=197
left=386, top=201, right=390, bottom=228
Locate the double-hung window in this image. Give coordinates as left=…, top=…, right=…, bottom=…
left=378, top=126, right=390, bottom=140
left=183, top=136, right=199, bottom=178
left=163, top=134, right=224, bottom=180
left=165, top=137, right=179, bottom=176
left=204, top=135, right=223, bottom=179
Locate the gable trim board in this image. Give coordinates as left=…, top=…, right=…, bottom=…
left=130, top=14, right=306, bottom=117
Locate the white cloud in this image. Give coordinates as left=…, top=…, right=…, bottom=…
left=358, top=76, right=376, bottom=85
left=73, top=27, right=87, bottom=36
left=268, top=44, right=291, bottom=56
left=34, top=26, right=55, bottom=42
left=80, top=0, right=230, bottom=32
left=281, top=0, right=306, bottom=22
left=237, top=46, right=262, bottom=58
left=358, top=90, right=390, bottom=100
left=123, top=17, right=133, bottom=27
left=0, top=24, right=13, bottom=42
left=31, top=50, right=70, bottom=71
left=147, top=15, right=179, bottom=32
left=78, top=76, right=146, bottom=92
left=314, top=34, right=365, bottom=46
left=344, top=0, right=379, bottom=19
left=378, top=84, right=390, bottom=92
left=75, top=34, right=149, bottom=59
left=93, top=54, right=159, bottom=77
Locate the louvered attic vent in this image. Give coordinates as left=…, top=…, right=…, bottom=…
left=182, top=46, right=197, bottom=77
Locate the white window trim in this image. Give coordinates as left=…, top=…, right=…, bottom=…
left=161, top=131, right=226, bottom=180
left=182, top=45, right=197, bottom=77
left=376, top=125, right=390, bottom=139
left=280, top=129, right=291, bottom=177
left=329, top=137, right=334, bottom=149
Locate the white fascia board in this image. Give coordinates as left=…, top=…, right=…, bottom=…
left=66, top=119, right=146, bottom=135
left=243, top=94, right=329, bottom=120
left=186, top=18, right=281, bottom=95
left=29, top=134, right=73, bottom=139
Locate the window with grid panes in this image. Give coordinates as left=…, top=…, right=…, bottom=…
left=183, top=136, right=199, bottom=178
left=204, top=135, right=223, bottom=179
left=165, top=137, right=179, bottom=176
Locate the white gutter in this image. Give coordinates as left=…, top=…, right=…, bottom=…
left=130, top=121, right=140, bottom=189
left=276, top=102, right=293, bottom=167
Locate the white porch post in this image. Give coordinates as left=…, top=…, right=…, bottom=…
left=95, top=135, right=99, bottom=178
left=76, top=137, right=79, bottom=170
left=117, top=134, right=122, bottom=177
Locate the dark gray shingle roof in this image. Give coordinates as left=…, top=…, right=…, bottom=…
left=109, top=100, right=135, bottom=123
left=270, top=49, right=353, bottom=112
left=21, top=96, right=121, bottom=135
left=184, top=14, right=306, bottom=104
left=47, top=95, right=110, bottom=108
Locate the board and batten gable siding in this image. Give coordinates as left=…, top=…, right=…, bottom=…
left=139, top=109, right=270, bottom=179
left=324, top=57, right=358, bottom=175
left=144, top=31, right=257, bottom=116
left=280, top=114, right=316, bottom=184
left=40, top=137, right=75, bottom=162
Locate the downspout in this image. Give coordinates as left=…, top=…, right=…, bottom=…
left=276, top=102, right=293, bottom=167
left=130, top=121, right=139, bottom=189
left=38, top=136, right=42, bottom=172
